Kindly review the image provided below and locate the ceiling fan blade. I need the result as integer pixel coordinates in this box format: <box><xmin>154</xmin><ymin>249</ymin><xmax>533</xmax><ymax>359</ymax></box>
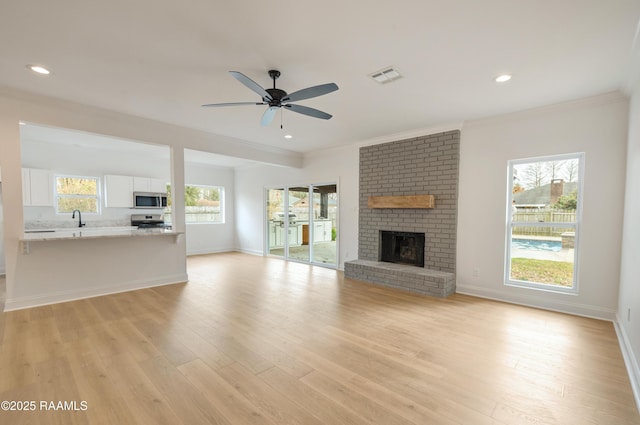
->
<box><xmin>202</xmin><ymin>102</ymin><xmax>265</xmax><ymax>107</ymax></box>
<box><xmin>229</xmin><ymin>71</ymin><xmax>272</xmax><ymax>101</ymax></box>
<box><xmin>282</xmin><ymin>83</ymin><xmax>338</xmax><ymax>103</ymax></box>
<box><xmin>261</xmin><ymin>106</ymin><xmax>279</xmax><ymax>126</ymax></box>
<box><xmin>284</xmin><ymin>104</ymin><xmax>332</xmax><ymax>120</ymax></box>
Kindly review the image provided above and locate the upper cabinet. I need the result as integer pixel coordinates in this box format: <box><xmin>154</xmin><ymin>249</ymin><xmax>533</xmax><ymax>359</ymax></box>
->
<box><xmin>104</xmin><ymin>175</ymin><xmax>133</xmax><ymax>208</ymax></box>
<box><xmin>133</xmin><ymin>177</ymin><xmax>166</xmax><ymax>193</ymax></box>
<box><xmin>105</xmin><ymin>175</ymin><xmax>166</xmax><ymax>208</ymax></box>
<box><xmin>22</xmin><ymin>168</ymin><xmax>53</xmax><ymax>206</ymax></box>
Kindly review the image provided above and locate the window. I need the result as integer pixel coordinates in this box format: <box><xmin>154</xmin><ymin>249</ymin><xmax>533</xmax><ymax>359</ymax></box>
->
<box><xmin>165</xmin><ymin>185</ymin><xmax>224</xmax><ymax>224</ymax></box>
<box><xmin>506</xmin><ymin>153</ymin><xmax>583</xmax><ymax>293</ymax></box>
<box><xmin>55</xmin><ymin>175</ymin><xmax>100</xmax><ymax>214</ymax></box>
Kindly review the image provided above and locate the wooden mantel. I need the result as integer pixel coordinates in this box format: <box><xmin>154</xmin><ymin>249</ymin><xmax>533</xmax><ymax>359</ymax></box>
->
<box><xmin>367</xmin><ymin>194</ymin><xmax>435</xmax><ymax>209</ymax></box>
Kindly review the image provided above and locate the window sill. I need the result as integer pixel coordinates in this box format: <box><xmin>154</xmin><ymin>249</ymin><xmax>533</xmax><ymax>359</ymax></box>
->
<box><xmin>505</xmin><ymin>280</ymin><xmax>579</xmax><ymax>295</ymax></box>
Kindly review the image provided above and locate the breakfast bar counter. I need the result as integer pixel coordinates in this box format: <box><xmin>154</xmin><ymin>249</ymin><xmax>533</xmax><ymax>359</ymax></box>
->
<box><xmin>20</xmin><ymin>227</ymin><xmax>183</xmax><ymax>253</ymax></box>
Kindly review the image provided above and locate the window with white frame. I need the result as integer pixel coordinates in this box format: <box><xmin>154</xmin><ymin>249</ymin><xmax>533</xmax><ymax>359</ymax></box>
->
<box><xmin>506</xmin><ymin>153</ymin><xmax>583</xmax><ymax>292</ymax></box>
<box><xmin>55</xmin><ymin>175</ymin><xmax>100</xmax><ymax>214</ymax></box>
<box><xmin>165</xmin><ymin>184</ymin><xmax>224</xmax><ymax>224</ymax></box>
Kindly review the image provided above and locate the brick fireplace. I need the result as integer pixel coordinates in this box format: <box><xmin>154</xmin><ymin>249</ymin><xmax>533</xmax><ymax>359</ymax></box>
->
<box><xmin>379</xmin><ymin>230</ymin><xmax>425</xmax><ymax>267</ymax></box>
<box><xmin>344</xmin><ymin>130</ymin><xmax>460</xmax><ymax>297</ymax></box>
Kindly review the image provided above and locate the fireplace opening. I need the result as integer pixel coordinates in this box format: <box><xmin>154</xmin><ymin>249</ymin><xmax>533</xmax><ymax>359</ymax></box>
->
<box><xmin>379</xmin><ymin>231</ymin><xmax>425</xmax><ymax>267</ymax></box>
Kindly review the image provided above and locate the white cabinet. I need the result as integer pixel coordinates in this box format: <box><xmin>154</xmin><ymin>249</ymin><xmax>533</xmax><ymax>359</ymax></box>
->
<box><xmin>269</xmin><ymin>222</ymin><xmax>282</xmax><ymax>248</ymax></box>
<box><xmin>288</xmin><ymin>224</ymin><xmax>302</xmax><ymax>246</ymax></box>
<box><xmin>104</xmin><ymin>174</ymin><xmax>133</xmax><ymax>208</ymax></box>
<box><xmin>268</xmin><ymin>222</ymin><xmax>302</xmax><ymax>248</ymax></box>
<box><xmin>133</xmin><ymin>177</ymin><xmax>166</xmax><ymax>193</ymax></box>
<box><xmin>105</xmin><ymin>175</ymin><xmax>165</xmax><ymax>208</ymax></box>
<box><xmin>312</xmin><ymin>219</ymin><xmax>333</xmax><ymax>242</ymax></box>
<box><xmin>22</xmin><ymin>169</ymin><xmax>29</xmax><ymax>205</ymax></box>
<box><xmin>22</xmin><ymin>168</ymin><xmax>53</xmax><ymax>206</ymax></box>
<box><xmin>149</xmin><ymin>178</ymin><xmax>167</xmax><ymax>193</ymax></box>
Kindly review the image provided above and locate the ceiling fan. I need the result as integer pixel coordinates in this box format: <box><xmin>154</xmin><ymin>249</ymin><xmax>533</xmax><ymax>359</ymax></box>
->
<box><xmin>202</xmin><ymin>70</ymin><xmax>339</xmax><ymax>126</ymax></box>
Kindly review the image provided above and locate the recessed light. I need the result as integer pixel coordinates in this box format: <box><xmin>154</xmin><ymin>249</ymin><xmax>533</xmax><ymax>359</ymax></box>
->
<box><xmin>284</xmin><ymin>134</ymin><xmax>293</xmax><ymax>139</ymax></box>
<box><xmin>27</xmin><ymin>65</ymin><xmax>51</xmax><ymax>75</ymax></box>
<box><xmin>495</xmin><ymin>74</ymin><xmax>512</xmax><ymax>83</ymax></box>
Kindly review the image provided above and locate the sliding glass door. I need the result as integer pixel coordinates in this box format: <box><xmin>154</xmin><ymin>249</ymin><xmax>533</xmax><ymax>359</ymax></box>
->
<box><xmin>266</xmin><ymin>188</ymin><xmax>286</xmax><ymax>258</ymax></box>
<box><xmin>286</xmin><ymin>187</ymin><xmax>310</xmax><ymax>262</ymax></box>
<box><xmin>311</xmin><ymin>184</ymin><xmax>337</xmax><ymax>265</ymax></box>
<box><xmin>265</xmin><ymin>184</ymin><xmax>337</xmax><ymax>267</ymax></box>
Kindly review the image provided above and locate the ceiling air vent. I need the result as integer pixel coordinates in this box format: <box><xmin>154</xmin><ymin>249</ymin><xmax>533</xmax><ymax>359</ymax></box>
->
<box><xmin>369</xmin><ymin>67</ymin><xmax>402</xmax><ymax>84</ymax></box>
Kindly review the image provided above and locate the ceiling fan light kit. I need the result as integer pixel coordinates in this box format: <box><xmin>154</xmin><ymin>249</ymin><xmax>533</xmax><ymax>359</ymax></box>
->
<box><xmin>202</xmin><ymin>70</ymin><xmax>339</xmax><ymax>126</ymax></box>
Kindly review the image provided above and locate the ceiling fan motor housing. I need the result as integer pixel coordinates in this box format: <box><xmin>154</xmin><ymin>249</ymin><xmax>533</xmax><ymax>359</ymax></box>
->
<box><xmin>265</xmin><ymin>88</ymin><xmax>287</xmax><ymax>105</ymax></box>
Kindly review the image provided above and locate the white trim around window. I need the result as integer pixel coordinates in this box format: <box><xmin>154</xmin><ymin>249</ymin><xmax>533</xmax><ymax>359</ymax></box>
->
<box><xmin>505</xmin><ymin>152</ymin><xmax>585</xmax><ymax>294</ymax></box>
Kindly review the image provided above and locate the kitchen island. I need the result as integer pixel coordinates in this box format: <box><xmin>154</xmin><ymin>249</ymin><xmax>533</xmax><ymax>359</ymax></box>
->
<box><xmin>21</xmin><ymin>227</ymin><xmax>182</xmax><ymax>253</ymax></box>
<box><xmin>7</xmin><ymin>226</ymin><xmax>187</xmax><ymax>311</ymax></box>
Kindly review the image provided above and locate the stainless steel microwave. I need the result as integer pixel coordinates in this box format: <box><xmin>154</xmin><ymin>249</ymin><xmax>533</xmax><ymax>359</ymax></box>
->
<box><xmin>133</xmin><ymin>192</ymin><xmax>168</xmax><ymax>209</ymax></box>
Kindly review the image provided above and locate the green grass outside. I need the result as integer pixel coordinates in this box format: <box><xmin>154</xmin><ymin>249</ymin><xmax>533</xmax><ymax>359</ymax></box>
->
<box><xmin>510</xmin><ymin>258</ymin><xmax>573</xmax><ymax>287</ymax></box>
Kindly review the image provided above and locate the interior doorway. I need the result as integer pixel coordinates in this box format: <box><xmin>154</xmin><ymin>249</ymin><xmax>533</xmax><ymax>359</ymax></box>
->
<box><xmin>266</xmin><ymin>184</ymin><xmax>337</xmax><ymax>267</ymax></box>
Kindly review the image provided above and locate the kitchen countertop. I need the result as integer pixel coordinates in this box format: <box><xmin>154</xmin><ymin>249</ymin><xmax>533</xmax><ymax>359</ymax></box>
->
<box><xmin>21</xmin><ymin>226</ymin><xmax>181</xmax><ymax>242</ymax></box>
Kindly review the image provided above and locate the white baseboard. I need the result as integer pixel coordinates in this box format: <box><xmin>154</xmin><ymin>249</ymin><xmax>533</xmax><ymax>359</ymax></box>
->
<box><xmin>3</xmin><ymin>273</ymin><xmax>188</xmax><ymax>312</ymax></box>
<box><xmin>614</xmin><ymin>315</ymin><xmax>640</xmax><ymax>413</ymax></box>
<box><xmin>186</xmin><ymin>247</ymin><xmax>235</xmax><ymax>256</ymax></box>
<box><xmin>186</xmin><ymin>248</ymin><xmax>264</xmax><ymax>257</ymax></box>
<box><xmin>235</xmin><ymin>248</ymin><xmax>263</xmax><ymax>256</ymax></box>
<box><xmin>456</xmin><ymin>284</ymin><xmax>616</xmax><ymax>321</ymax></box>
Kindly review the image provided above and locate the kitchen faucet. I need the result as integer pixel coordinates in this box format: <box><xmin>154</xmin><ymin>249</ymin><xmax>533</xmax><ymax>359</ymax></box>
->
<box><xmin>71</xmin><ymin>209</ymin><xmax>85</xmax><ymax>228</ymax></box>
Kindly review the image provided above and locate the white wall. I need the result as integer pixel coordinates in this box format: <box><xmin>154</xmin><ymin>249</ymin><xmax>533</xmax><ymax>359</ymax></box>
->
<box><xmin>617</xmin><ymin>80</ymin><xmax>640</xmax><ymax>407</ymax></box>
<box><xmin>234</xmin><ymin>145</ymin><xmax>359</xmax><ymax>269</ymax></box>
<box><xmin>0</xmin><ymin>87</ymin><xmax>302</xmax><ymax>310</ymax></box>
<box><xmin>457</xmin><ymin>92</ymin><xmax>629</xmax><ymax>320</ymax></box>
<box><xmin>184</xmin><ymin>162</ymin><xmax>235</xmax><ymax>255</ymax></box>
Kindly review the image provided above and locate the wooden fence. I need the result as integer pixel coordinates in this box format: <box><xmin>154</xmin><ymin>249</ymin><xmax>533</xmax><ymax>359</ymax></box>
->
<box><xmin>164</xmin><ymin>206</ymin><xmax>222</xmax><ymax>224</ymax></box>
<box><xmin>512</xmin><ymin>208</ymin><xmax>576</xmax><ymax>236</ymax></box>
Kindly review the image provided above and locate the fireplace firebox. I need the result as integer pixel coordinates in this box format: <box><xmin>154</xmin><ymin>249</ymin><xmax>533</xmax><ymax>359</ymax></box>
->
<box><xmin>379</xmin><ymin>231</ymin><xmax>425</xmax><ymax>267</ymax></box>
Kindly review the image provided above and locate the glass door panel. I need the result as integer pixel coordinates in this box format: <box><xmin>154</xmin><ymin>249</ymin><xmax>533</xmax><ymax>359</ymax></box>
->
<box><xmin>311</xmin><ymin>184</ymin><xmax>337</xmax><ymax>265</ymax></box>
<box><xmin>287</xmin><ymin>187</ymin><xmax>310</xmax><ymax>262</ymax></box>
<box><xmin>267</xmin><ymin>188</ymin><xmax>285</xmax><ymax>257</ymax></box>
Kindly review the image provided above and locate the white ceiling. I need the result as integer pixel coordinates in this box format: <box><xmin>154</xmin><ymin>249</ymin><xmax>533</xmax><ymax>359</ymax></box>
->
<box><xmin>2</xmin><ymin>0</ymin><xmax>640</xmax><ymax>156</ymax></box>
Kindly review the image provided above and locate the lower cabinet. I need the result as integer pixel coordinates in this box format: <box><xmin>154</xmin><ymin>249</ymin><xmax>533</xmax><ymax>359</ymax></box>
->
<box><xmin>268</xmin><ymin>222</ymin><xmax>302</xmax><ymax>248</ymax></box>
<box><xmin>268</xmin><ymin>221</ymin><xmax>332</xmax><ymax>249</ymax></box>
<box><xmin>313</xmin><ymin>220</ymin><xmax>333</xmax><ymax>242</ymax></box>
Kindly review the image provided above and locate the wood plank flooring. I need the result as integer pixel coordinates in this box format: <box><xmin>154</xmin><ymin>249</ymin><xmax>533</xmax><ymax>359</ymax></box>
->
<box><xmin>0</xmin><ymin>252</ymin><xmax>638</xmax><ymax>424</ymax></box>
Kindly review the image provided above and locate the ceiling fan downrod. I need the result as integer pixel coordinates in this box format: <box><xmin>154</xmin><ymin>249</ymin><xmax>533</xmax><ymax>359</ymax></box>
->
<box><xmin>268</xmin><ymin>69</ymin><xmax>281</xmax><ymax>88</ymax></box>
<box><xmin>265</xmin><ymin>70</ymin><xmax>287</xmax><ymax>107</ymax></box>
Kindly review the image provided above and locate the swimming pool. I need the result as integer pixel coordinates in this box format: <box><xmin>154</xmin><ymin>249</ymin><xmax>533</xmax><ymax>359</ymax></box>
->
<box><xmin>511</xmin><ymin>238</ymin><xmax>561</xmax><ymax>252</ymax></box>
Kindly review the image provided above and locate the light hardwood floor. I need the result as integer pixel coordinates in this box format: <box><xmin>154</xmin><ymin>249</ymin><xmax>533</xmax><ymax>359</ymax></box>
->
<box><xmin>0</xmin><ymin>252</ymin><xmax>638</xmax><ymax>424</ymax></box>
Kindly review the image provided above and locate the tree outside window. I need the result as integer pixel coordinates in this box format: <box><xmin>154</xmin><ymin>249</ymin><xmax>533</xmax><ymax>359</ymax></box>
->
<box><xmin>55</xmin><ymin>176</ymin><xmax>99</xmax><ymax>214</ymax></box>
